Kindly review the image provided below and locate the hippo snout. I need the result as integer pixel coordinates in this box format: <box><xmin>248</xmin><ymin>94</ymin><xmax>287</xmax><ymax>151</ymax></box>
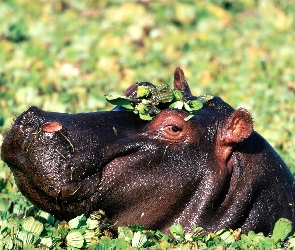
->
<box><xmin>1</xmin><ymin>106</ymin><xmax>42</xmax><ymax>166</ymax></box>
<box><xmin>2</xmin><ymin>106</ymin><xmax>104</xmax><ymax>217</ymax></box>
<box><xmin>1</xmin><ymin>105</ymin><xmax>147</xmax><ymax>220</ymax></box>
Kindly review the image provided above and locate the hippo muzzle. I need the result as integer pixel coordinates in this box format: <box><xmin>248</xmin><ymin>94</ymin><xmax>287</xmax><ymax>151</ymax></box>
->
<box><xmin>2</xmin><ymin>106</ymin><xmax>146</xmax><ymax>220</ymax></box>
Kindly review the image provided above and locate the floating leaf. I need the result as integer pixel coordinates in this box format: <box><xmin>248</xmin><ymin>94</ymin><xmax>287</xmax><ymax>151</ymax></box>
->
<box><xmin>170</xmin><ymin>223</ymin><xmax>184</xmax><ymax>242</ymax></box>
<box><xmin>0</xmin><ymin>198</ymin><xmax>11</xmax><ymax>212</ymax></box>
<box><xmin>7</xmin><ymin>218</ymin><xmax>18</xmax><ymax>237</ymax></box>
<box><xmin>271</xmin><ymin>218</ymin><xmax>293</xmax><ymax>242</ymax></box>
<box><xmin>84</xmin><ymin>229</ymin><xmax>96</xmax><ymax>244</ymax></box>
<box><xmin>287</xmin><ymin>237</ymin><xmax>295</xmax><ymax>248</ymax></box>
<box><xmin>86</xmin><ymin>218</ymin><xmax>99</xmax><ymax>230</ymax></box>
<box><xmin>57</xmin><ymin>223</ymin><xmax>69</xmax><ymax>239</ymax></box>
<box><xmin>22</xmin><ymin>217</ymin><xmax>43</xmax><ymax>235</ymax></box>
<box><xmin>17</xmin><ymin>231</ymin><xmax>36</xmax><ymax>245</ymax></box>
<box><xmin>39</xmin><ymin>237</ymin><xmax>53</xmax><ymax>248</ymax></box>
<box><xmin>90</xmin><ymin>210</ymin><xmax>106</xmax><ymax>220</ymax></box>
<box><xmin>183</xmin><ymin>102</ymin><xmax>192</xmax><ymax>112</ymax></box>
<box><xmin>106</xmin><ymin>81</ymin><xmax>211</xmax><ymax>122</ymax></box>
<box><xmin>132</xmin><ymin>231</ymin><xmax>147</xmax><ymax>248</ymax></box>
<box><xmin>68</xmin><ymin>214</ymin><xmax>86</xmax><ymax>229</ymax></box>
<box><xmin>66</xmin><ymin>231</ymin><xmax>85</xmax><ymax>248</ymax></box>
<box><xmin>118</xmin><ymin>226</ymin><xmax>133</xmax><ymax>243</ymax></box>
<box><xmin>217</xmin><ymin>229</ymin><xmax>235</xmax><ymax>244</ymax></box>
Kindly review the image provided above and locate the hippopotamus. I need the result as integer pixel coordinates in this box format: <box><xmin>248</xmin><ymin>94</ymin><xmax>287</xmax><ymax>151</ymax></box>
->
<box><xmin>1</xmin><ymin>68</ymin><xmax>295</xmax><ymax>235</ymax></box>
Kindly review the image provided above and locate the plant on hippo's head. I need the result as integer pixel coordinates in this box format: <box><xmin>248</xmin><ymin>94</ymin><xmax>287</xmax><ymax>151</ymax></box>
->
<box><xmin>105</xmin><ymin>83</ymin><xmax>213</xmax><ymax>121</ymax></box>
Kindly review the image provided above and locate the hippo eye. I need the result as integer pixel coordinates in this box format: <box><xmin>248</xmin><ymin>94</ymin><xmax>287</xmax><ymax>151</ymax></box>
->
<box><xmin>164</xmin><ymin>125</ymin><xmax>183</xmax><ymax>137</ymax></box>
<box><xmin>171</xmin><ymin>125</ymin><xmax>182</xmax><ymax>133</ymax></box>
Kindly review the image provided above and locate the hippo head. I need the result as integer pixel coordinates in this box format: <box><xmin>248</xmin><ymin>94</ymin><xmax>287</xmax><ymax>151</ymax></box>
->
<box><xmin>1</xmin><ymin>68</ymin><xmax>295</xmax><ymax>234</ymax></box>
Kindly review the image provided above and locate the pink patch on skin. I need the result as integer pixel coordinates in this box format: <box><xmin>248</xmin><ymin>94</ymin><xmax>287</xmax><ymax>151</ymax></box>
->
<box><xmin>42</xmin><ymin>122</ymin><xmax>62</xmax><ymax>132</ymax></box>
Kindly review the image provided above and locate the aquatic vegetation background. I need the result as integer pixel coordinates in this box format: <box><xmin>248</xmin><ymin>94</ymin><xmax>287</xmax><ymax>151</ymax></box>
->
<box><xmin>0</xmin><ymin>0</ymin><xmax>295</xmax><ymax>249</ymax></box>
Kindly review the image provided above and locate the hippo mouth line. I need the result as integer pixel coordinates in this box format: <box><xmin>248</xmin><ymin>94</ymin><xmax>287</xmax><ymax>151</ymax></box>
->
<box><xmin>11</xmin><ymin>162</ymin><xmax>102</xmax><ymax>203</ymax></box>
<box><xmin>10</xmin><ymin>142</ymin><xmax>143</xmax><ymax>209</ymax></box>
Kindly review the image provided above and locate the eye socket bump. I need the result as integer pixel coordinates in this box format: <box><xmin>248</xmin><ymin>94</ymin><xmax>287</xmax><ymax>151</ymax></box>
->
<box><xmin>145</xmin><ymin>111</ymin><xmax>190</xmax><ymax>141</ymax></box>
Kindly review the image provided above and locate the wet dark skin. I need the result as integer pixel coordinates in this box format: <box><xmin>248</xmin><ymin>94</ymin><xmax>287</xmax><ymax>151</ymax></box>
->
<box><xmin>1</xmin><ymin>68</ymin><xmax>295</xmax><ymax>235</ymax></box>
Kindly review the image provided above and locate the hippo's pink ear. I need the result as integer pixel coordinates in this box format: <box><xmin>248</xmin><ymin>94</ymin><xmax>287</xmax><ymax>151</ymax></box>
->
<box><xmin>216</xmin><ymin>108</ymin><xmax>253</xmax><ymax>163</ymax></box>
<box><xmin>221</xmin><ymin>108</ymin><xmax>253</xmax><ymax>144</ymax></box>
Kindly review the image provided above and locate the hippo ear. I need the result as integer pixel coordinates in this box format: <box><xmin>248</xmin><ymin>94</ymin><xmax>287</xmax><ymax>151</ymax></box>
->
<box><xmin>216</xmin><ymin>108</ymin><xmax>253</xmax><ymax>162</ymax></box>
<box><xmin>173</xmin><ymin>67</ymin><xmax>192</xmax><ymax>95</ymax></box>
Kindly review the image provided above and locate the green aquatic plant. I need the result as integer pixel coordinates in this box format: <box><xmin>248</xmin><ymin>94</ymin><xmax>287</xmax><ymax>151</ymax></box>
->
<box><xmin>105</xmin><ymin>83</ymin><xmax>213</xmax><ymax>121</ymax></box>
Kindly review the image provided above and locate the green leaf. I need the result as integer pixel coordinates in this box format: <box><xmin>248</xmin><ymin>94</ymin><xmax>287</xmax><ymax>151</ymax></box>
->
<box><xmin>0</xmin><ymin>198</ymin><xmax>11</xmax><ymax>212</ymax></box>
<box><xmin>105</xmin><ymin>94</ymin><xmax>133</xmax><ymax>109</ymax></box>
<box><xmin>287</xmin><ymin>238</ymin><xmax>295</xmax><ymax>248</ymax></box>
<box><xmin>197</xmin><ymin>95</ymin><xmax>214</xmax><ymax>103</ymax></box>
<box><xmin>170</xmin><ymin>223</ymin><xmax>184</xmax><ymax>242</ymax></box>
<box><xmin>84</xmin><ymin>229</ymin><xmax>96</xmax><ymax>244</ymax></box>
<box><xmin>156</xmin><ymin>84</ymin><xmax>174</xmax><ymax>103</ymax></box>
<box><xmin>22</xmin><ymin>217</ymin><xmax>43</xmax><ymax>235</ymax></box>
<box><xmin>96</xmin><ymin>236</ymin><xmax>113</xmax><ymax>249</ymax></box>
<box><xmin>118</xmin><ymin>226</ymin><xmax>133</xmax><ymax>243</ymax></box>
<box><xmin>139</xmin><ymin>113</ymin><xmax>153</xmax><ymax>121</ymax></box>
<box><xmin>66</xmin><ymin>231</ymin><xmax>85</xmax><ymax>248</ymax></box>
<box><xmin>105</xmin><ymin>83</ymin><xmax>206</xmax><ymax>122</ymax></box>
<box><xmin>39</xmin><ymin>237</ymin><xmax>53</xmax><ymax>248</ymax></box>
<box><xmin>17</xmin><ymin>231</ymin><xmax>37</xmax><ymax>245</ymax></box>
<box><xmin>271</xmin><ymin>218</ymin><xmax>293</xmax><ymax>242</ymax></box>
<box><xmin>7</xmin><ymin>218</ymin><xmax>19</xmax><ymax>237</ymax></box>
<box><xmin>136</xmin><ymin>86</ymin><xmax>151</xmax><ymax>98</ymax></box>
<box><xmin>112</xmin><ymin>238</ymin><xmax>129</xmax><ymax>249</ymax></box>
<box><xmin>169</xmin><ymin>101</ymin><xmax>183</xmax><ymax>109</ymax></box>
<box><xmin>218</xmin><ymin>230</ymin><xmax>235</xmax><ymax>244</ymax></box>
<box><xmin>132</xmin><ymin>231</ymin><xmax>147</xmax><ymax>248</ymax></box>
<box><xmin>68</xmin><ymin>214</ymin><xmax>86</xmax><ymax>229</ymax></box>
<box><xmin>136</xmin><ymin>103</ymin><xmax>149</xmax><ymax>114</ymax></box>
<box><xmin>121</xmin><ymin>104</ymin><xmax>134</xmax><ymax>109</ymax></box>
<box><xmin>188</xmin><ymin>100</ymin><xmax>203</xmax><ymax>111</ymax></box>
<box><xmin>57</xmin><ymin>223</ymin><xmax>69</xmax><ymax>239</ymax></box>
<box><xmin>173</xmin><ymin>90</ymin><xmax>183</xmax><ymax>101</ymax></box>
<box><xmin>183</xmin><ymin>102</ymin><xmax>192</xmax><ymax>112</ymax></box>
<box><xmin>184</xmin><ymin>115</ymin><xmax>194</xmax><ymax>121</ymax></box>
<box><xmin>86</xmin><ymin>218</ymin><xmax>99</xmax><ymax>230</ymax></box>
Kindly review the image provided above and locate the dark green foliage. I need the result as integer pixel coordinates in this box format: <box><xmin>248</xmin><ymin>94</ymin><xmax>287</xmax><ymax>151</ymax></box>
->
<box><xmin>105</xmin><ymin>83</ymin><xmax>210</xmax><ymax>120</ymax></box>
<box><xmin>1</xmin><ymin>208</ymin><xmax>295</xmax><ymax>249</ymax></box>
<box><xmin>3</xmin><ymin>19</ymin><xmax>28</xmax><ymax>42</ymax></box>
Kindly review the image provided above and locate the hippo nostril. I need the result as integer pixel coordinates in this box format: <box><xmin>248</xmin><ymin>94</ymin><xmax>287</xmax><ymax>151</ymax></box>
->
<box><xmin>41</xmin><ymin>122</ymin><xmax>63</xmax><ymax>133</ymax></box>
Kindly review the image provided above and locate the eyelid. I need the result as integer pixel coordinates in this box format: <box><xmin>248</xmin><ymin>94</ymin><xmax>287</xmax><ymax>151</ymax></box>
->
<box><xmin>165</xmin><ymin>125</ymin><xmax>182</xmax><ymax>135</ymax></box>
